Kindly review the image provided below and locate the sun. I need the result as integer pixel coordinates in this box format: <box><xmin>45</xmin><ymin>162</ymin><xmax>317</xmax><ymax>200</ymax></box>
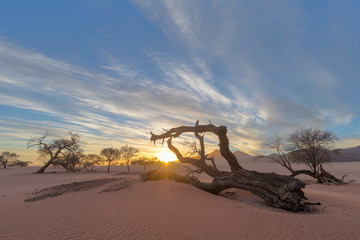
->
<box><xmin>157</xmin><ymin>150</ymin><xmax>178</xmax><ymax>163</ymax></box>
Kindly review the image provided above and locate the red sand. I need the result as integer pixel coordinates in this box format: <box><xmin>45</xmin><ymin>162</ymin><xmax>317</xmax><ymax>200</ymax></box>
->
<box><xmin>1</xmin><ymin>163</ymin><xmax>359</xmax><ymax>240</ymax></box>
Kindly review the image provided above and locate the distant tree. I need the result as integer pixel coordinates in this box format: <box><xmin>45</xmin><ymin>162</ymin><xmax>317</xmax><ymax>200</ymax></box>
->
<box><xmin>0</xmin><ymin>152</ymin><xmax>20</xmax><ymax>169</ymax></box>
<box><xmin>100</xmin><ymin>148</ymin><xmax>121</xmax><ymax>173</ymax></box>
<box><xmin>10</xmin><ymin>160</ymin><xmax>32</xmax><ymax>167</ymax></box>
<box><xmin>264</xmin><ymin>128</ymin><xmax>350</xmax><ymax>184</ymax></box>
<box><xmin>82</xmin><ymin>154</ymin><xmax>102</xmax><ymax>172</ymax></box>
<box><xmin>132</xmin><ymin>156</ymin><xmax>159</xmax><ymax>172</ymax></box>
<box><xmin>120</xmin><ymin>145</ymin><xmax>139</xmax><ymax>173</ymax></box>
<box><xmin>288</xmin><ymin>128</ymin><xmax>336</xmax><ymax>180</ymax></box>
<box><xmin>53</xmin><ymin>152</ymin><xmax>100</xmax><ymax>172</ymax></box>
<box><xmin>27</xmin><ymin>132</ymin><xmax>82</xmax><ymax>173</ymax></box>
<box><xmin>53</xmin><ymin>152</ymin><xmax>82</xmax><ymax>172</ymax></box>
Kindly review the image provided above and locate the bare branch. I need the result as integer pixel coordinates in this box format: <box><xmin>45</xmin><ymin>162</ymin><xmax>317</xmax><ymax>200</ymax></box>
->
<box><xmin>150</xmin><ymin>121</ymin><xmax>241</xmax><ymax>171</ymax></box>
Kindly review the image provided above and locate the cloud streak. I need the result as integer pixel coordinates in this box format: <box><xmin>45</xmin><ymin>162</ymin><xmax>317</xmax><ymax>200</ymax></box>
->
<box><xmin>0</xmin><ymin>39</ymin><xmax>254</xmax><ymax>162</ymax></box>
<box><xmin>134</xmin><ymin>0</ymin><xmax>358</xmax><ymax>130</ymax></box>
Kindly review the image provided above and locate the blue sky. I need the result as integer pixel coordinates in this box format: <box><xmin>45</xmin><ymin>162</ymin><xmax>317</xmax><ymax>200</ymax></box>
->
<box><xmin>1</xmin><ymin>0</ymin><xmax>359</xmax><ymax>163</ymax></box>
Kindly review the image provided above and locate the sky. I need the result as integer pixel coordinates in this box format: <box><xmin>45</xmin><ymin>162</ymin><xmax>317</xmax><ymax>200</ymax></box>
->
<box><xmin>1</xmin><ymin>0</ymin><xmax>360</xmax><ymax>164</ymax></box>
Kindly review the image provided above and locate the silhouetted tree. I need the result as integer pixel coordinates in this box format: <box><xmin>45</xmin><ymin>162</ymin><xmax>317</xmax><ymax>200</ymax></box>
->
<box><xmin>53</xmin><ymin>152</ymin><xmax>81</xmax><ymax>171</ymax></box>
<box><xmin>100</xmin><ymin>148</ymin><xmax>121</xmax><ymax>173</ymax></box>
<box><xmin>10</xmin><ymin>160</ymin><xmax>32</xmax><ymax>167</ymax></box>
<box><xmin>132</xmin><ymin>156</ymin><xmax>159</xmax><ymax>172</ymax></box>
<box><xmin>289</xmin><ymin>128</ymin><xmax>335</xmax><ymax>172</ymax></box>
<box><xmin>264</xmin><ymin>129</ymin><xmax>350</xmax><ymax>184</ymax></box>
<box><xmin>53</xmin><ymin>152</ymin><xmax>100</xmax><ymax>172</ymax></box>
<box><xmin>0</xmin><ymin>152</ymin><xmax>20</xmax><ymax>169</ymax></box>
<box><xmin>120</xmin><ymin>145</ymin><xmax>139</xmax><ymax>173</ymax></box>
<box><xmin>288</xmin><ymin>128</ymin><xmax>343</xmax><ymax>183</ymax></box>
<box><xmin>28</xmin><ymin>132</ymin><xmax>82</xmax><ymax>173</ymax></box>
<box><xmin>82</xmin><ymin>154</ymin><xmax>102</xmax><ymax>172</ymax></box>
<box><xmin>146</xmin><ymin>121</ymin><xmax>311</xmax><ymax>212</ymax></box>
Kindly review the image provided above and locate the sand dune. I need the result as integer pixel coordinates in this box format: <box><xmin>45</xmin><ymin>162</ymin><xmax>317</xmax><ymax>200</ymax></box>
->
<box><xmin>0</xmin><ymin>163</ymin><xmax>359</xmax><ymax>240</ymax></box>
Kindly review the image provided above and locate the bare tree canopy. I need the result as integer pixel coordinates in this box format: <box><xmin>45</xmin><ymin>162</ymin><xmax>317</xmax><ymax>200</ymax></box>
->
<box><xmin>288</xmin><ymin>128</ymin><xmax>336</xmax><ymax>172</ymax></box>
<box><xmin>264</xmin><ymin>128</ymin><xmax>351</xmax><ymax>184</ymax></box>
<box><xmin>100</xmin><ymin>148</ymin><xmax>121</xmax><ymax>173</ymax></box>
<box><xmin>288</xmin><ymin>128</ymin><xmax>352</xmax><ymax>184</ymax></box>
<box><xmin>0</xmin><ymin>151</ymin><xmax>20</xmax><ymax>169</ymax></box>
<box><xmin>10</xmin><ymin>160</ymin><xmax>32</xmax><ymax>167</ymax></box>
<box><xmin>148</xmin><ymin>121</ymin><xmax>311</xmax><ymax>212</ymax></box>
<box><xmin>52</xmin><ymin>152</ymin><xmax>99</xmax><ymax>172</ymax></box>
<box><xmin>82</xmin><ymin>154</ymin><xmax>102</xmax><ymax>172</ymax></box>
<box><xmin>120</xmin><ymin>145</ymin><xmax>139</xmax><ymax>173</ymax></box>
<box><xmin>28</xmin><ymin>132</ymin><xmax>82</xmax><ymax>173</ymax></box>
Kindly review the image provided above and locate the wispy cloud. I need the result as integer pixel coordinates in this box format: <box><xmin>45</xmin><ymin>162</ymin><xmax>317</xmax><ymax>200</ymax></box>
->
<box><xmin>149</xmin><ymin>53</ymin><xmax>231</xmax><ymax>105</ymax></box>
<box><xmin>134</xmin><ymin>0</ymin><xmax>200</xmax><ymax>48</ymax></box>
<box><xmin>0</xmin><ymin>39</ymin><xmax>254</xmax><ymax>162</ymax></box>
<box><xmin>133</xmin><ymin>0</ymin><xmax>359</xmax><ymax>147</ymax></box>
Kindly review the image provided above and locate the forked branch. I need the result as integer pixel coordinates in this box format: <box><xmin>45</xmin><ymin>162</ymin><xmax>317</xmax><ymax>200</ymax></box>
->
<box><xmin>150</xmin><ymin>122</ymin><xmax>241</xmax><ymax>171</ymax></box>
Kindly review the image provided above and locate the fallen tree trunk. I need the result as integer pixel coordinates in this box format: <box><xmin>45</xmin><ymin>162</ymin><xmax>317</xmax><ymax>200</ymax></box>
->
<box><xmin>149</xmin><ymin>121</ymin><xmax>313</xmax><ymax>211</ymax></box>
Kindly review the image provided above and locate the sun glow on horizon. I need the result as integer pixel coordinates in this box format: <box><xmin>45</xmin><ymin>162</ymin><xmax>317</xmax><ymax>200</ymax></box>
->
<box><xmin>157</xmin><ymin>150</ymin><xmax>178</xmax><ymax>163</ymax></box>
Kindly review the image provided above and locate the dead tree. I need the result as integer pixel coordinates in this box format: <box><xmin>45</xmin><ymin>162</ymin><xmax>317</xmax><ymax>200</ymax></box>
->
<box><xmin>262</xmin><ymin>131</ymin><xmax>352</xmax><ymax>185</ymax></box>
<box><xmin>0</xmin><ymin>152</ymin><xmax>20</xmax><ymax>169</ymax></box>
<box><xmin>288</xmin><ymin>128</ymin><xmax>351</xmax><ymax>184</ymax></box>
<box><xmin>28</xmin><ymin>132</ymin><xmax>82</xmax><ymax>173</ymax></box>
<box><xmin>148</xmin><ymin>121</ymin><xmax>311</xmax><ymax>212</ymax></box>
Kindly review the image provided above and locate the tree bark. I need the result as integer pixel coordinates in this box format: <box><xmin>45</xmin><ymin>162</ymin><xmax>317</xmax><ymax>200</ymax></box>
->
<box><xmin>149</xmin><ymin>122</ymin><xmax>311</xmax><ymax>212</ymax></box>
<box><xmin>36</xmin><ymin>158</ymin><xmax>54</xmax><ymax>173</ymax></box>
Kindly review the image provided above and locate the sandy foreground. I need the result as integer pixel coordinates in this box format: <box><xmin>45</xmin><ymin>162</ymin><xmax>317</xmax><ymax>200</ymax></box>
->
<box><xmin>0</xmin><ymin>163</ymin><xmax>359</xmax><ymax>240</ymax></box>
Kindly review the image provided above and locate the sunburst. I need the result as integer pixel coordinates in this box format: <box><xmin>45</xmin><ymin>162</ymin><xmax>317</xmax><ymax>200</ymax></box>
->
<box><xmin>157</xmin><ymin>150</ymin><xmax>177</xmax><ymax>163</ymax></box>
